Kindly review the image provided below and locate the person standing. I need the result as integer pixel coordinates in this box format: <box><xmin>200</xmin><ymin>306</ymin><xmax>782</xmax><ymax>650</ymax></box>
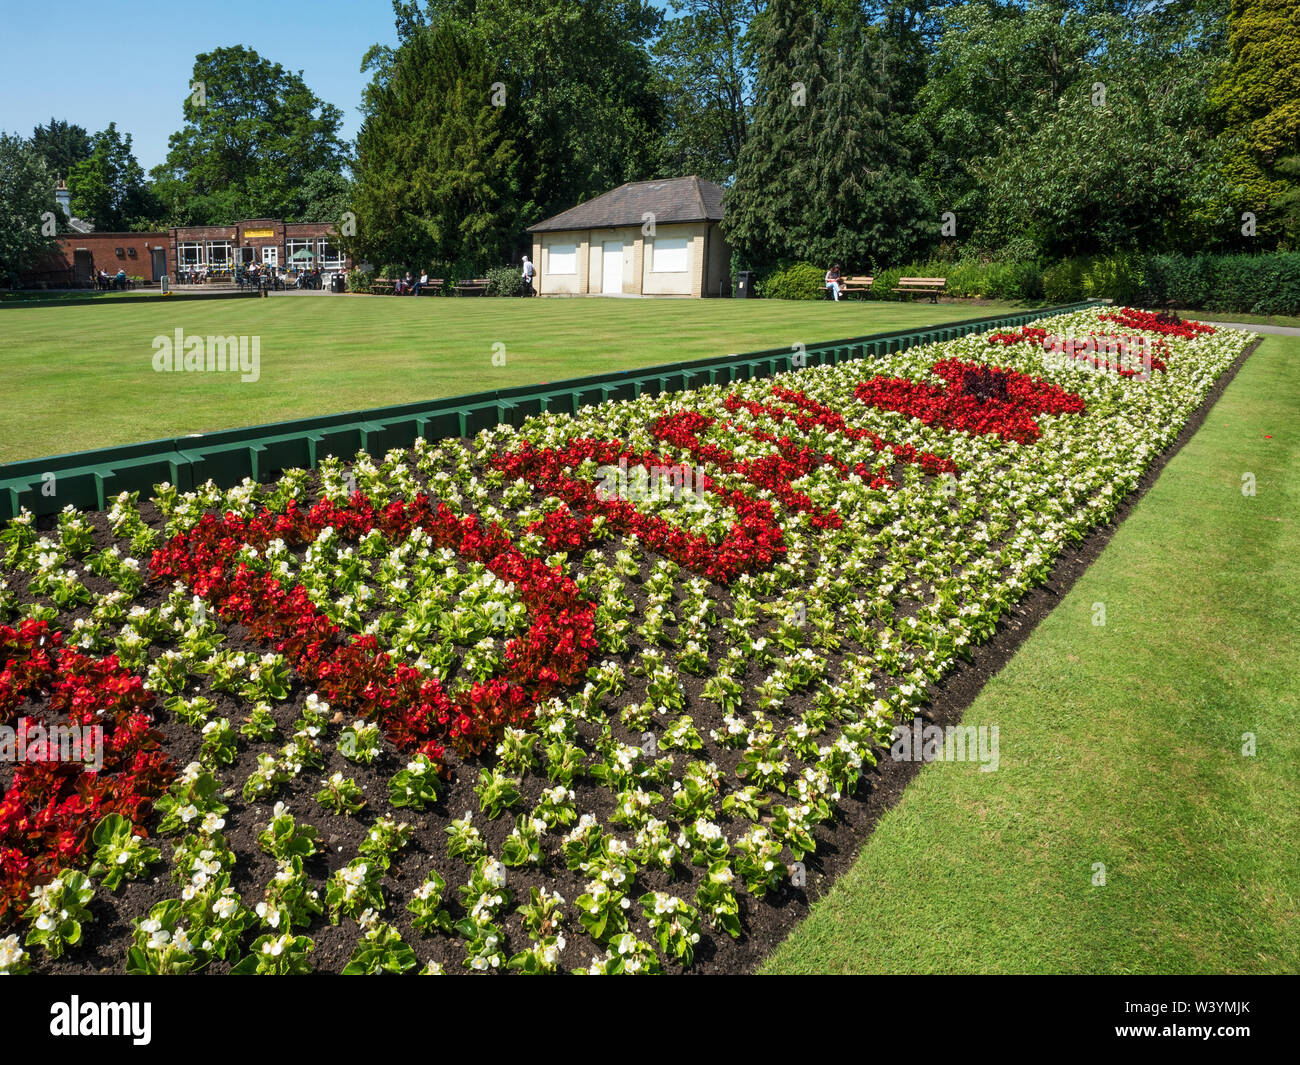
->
<box><xmin>521</xmin><ymin>254</ymin><xmax>536</xmax><ymax>297</ymax></box>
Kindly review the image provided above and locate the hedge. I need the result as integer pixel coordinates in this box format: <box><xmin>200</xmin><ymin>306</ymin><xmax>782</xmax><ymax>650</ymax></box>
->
<box><xmin>753</xmin><ymin>252</ymin><xmax>1300</xmax><ymax>315</ymax></box>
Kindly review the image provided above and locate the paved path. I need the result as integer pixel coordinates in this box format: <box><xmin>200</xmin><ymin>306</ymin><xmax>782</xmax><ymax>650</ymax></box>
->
<box><xmin>1197</xmin><ymin>320</ymin><xmax>1300</xmax><ymax>336</ymax></box>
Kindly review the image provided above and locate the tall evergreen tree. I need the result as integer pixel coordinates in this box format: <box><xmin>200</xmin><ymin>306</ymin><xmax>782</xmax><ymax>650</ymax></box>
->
<box><xmin>352</xmin><ymin>21</ymin><xmax>519</xmax><ymax>271</ymax></box>
<box><xmin>372</xmin><ymin>0</ymin><xmax>665</xmax><ymax>226</ymax></box>
<box><xmin>30</xmin><ymin>119</ymin><xmax>92</xmax><ymax>181</ymax></box>
<box><xmin>724</xmin><ymin>0</ymin><xmax>931</xmax><ymax>272</ymax></box>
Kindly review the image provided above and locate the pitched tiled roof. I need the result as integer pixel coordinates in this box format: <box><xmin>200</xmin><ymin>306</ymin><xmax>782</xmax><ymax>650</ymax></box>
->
<box><xmin>527</xmin><ymin>176</ymin><xmax>725</xmax><ymax>233</ymax></box>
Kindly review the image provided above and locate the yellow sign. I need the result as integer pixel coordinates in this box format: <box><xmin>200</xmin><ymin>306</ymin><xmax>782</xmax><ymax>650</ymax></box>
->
<box><xmin>243</xmin><ymin>228</ymin><xmax>275</xmax><ymax>239</ymax></box>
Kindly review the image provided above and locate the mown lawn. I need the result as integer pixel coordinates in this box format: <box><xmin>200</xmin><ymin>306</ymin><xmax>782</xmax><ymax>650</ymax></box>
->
<box><xmin>0</xmin><ymin>295</ymin><xmax>1031</xmax><ymax>462</ymax></box>
<box><xmin>764</xmin><ymin>333</ymin><xmax>1300</xmax><ymax>974</ymax></box>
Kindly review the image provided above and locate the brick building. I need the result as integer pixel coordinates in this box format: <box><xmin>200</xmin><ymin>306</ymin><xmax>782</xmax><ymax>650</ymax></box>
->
<box><xmin>24</xmin><ymin>219</ymin><xmax>350</xmax><ymax>287</ymax></box>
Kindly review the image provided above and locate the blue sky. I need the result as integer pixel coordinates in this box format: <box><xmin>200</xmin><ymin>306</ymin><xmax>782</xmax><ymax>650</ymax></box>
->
<box><xmin>0</xmin><ymin>0</ymin><xmax>676</xmax><ymax>173</ymax></box>
<box><xmin>0</xmin><ymin>0</ymin><xmax>404</xmax><ymax>171</ymax></box>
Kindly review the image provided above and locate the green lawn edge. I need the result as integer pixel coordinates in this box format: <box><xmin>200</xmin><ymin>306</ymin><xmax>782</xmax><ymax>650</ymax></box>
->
<box><xmin>0</xmin><ymin>298</ymin><xmax>1031</xmax><ymax>462</ymax></box>
<box><xmin>762</xmin><ymin>333</ymin><xmax>1300</xmax><ymax>975</ymax></box>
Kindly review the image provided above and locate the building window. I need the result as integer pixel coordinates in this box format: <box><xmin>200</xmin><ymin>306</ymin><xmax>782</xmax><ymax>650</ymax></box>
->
<box><xmin>207</xmin><ymin>241</ymin><xmax>232</xmax><ymax>268</ymax></box>
<box><xmin>262</xmin><ymin>246</ymin><xmax>279</xmax><ymax>267</ymax></box>
<box><xmin>287</xmin><ymin>239</ymin><xmax>315</xmax><ymax>267</ymax></box>
<box><xmin>179</xmin><ymin>242</ymin><xmax>205</xmax><ymax>266</ymax></box>
<box><xmin>651</xmin><ymin>236</ymin><xmax>689</xmax><ymax>273</ymax></box>
<box><xmin>548</xmin><ymin>241</ymin><xmax>577</xmax><ymax>274</ymax></box>
<box><xmin>318</xmin><ymin>239</ymin><xmax>344</xmax><ymax>268</ymax></box>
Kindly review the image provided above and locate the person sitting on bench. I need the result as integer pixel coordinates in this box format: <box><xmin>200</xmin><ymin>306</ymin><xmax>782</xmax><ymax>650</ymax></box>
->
<box><xmin>825</xmin><ymin>264</ymin><xmax>843</xmax><ymax>301</ymax></box>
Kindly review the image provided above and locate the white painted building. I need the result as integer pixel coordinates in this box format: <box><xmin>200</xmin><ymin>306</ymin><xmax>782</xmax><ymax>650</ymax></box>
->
<box><xmin>527</xmin><ymin>176</ymin><xmax>731</xmax><ymax>298</ymax></box>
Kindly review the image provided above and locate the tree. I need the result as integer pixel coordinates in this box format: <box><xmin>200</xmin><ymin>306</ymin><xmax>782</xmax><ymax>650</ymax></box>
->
<box><xmin>653</xmin><ymin>0</ymin><xmax>763</xmax><ymax>184</ymax></box>
<box><xmin>352</xmin><ymin>21</ymin><xmax>519</xmax><ymax>271</ymax></box>
<box><xmin>30</xmin><ymin>118</ymin><xmax>92</xmax><ymax>180</ymax></box>
<box><xmin>151</xmin><ymin>46</ymin><xmax>349</xmax><ymax>224</ymax></box>
<box><xmin>291</xmin><ymin>168</ymin><xmax>353</xmax><ymax>226</ymax></box>
<box><xmin>972</xmin><ymin>74</ymin><xmax>1229</xmax><ymax>257</ymax></box>
<box><xmin>1209</xmin><ymin>0</ymin><xmax>1300</xmax><ymax>245</ymax></box>
<box><xmin>0</xmin><ymin>134</ymin><xmax>59</xmax><ymax>286</ymax></box>
<box><xmin>374</xmin><ymin>0</ymin><xmax>667</xmax><ymax>226</ymax></box>
<box><xmin>67</xmin><ymin>123</ymin><xmax>157</xmax><ymax>231</ymax></box>
<box><xmin>724</xmin><ymin>0</ymin><xmax>932</xmax><ymax>272</ymax></box>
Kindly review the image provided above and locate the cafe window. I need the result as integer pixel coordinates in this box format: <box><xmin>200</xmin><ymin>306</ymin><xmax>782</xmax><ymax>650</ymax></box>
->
<box><xmin>207</xmin><ymin>241</ymin><xmax>232</xmax><ymax>267</ymax></box>
<box><xmin>179</xmin><ymin>242</ymin><xmax>205</xmax><ymax>266</ymax></box>
<box><xmin>318</xmin><ymin>239</ymin><xmax>344</xmax><ymax>267</ymax></box>
<box><xmin>287</xmin><ymin>239</ymin><xmax>315</xmax><ymax>266</ymax></box>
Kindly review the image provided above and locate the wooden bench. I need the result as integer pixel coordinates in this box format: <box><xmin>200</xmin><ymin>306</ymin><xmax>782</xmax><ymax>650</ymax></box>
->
<box><xmin>417</xmin><ymin>277</ymin><xmax>445</xmax><ymax>295</ymax></box>
<box><xmin>454</xmin><ymin>277</ymin><xmax>490</xmax><ymax>296</ymax></box>
<box><xmin>840</xmin><ymin>275</ymin><xmax>873</xmax><ymax>297</ymax></box>
<box><xmin>371</xmin><ymin>279</ymin><xmax>396</xmax><ymax>295</ymax></box>
<box><xmin>894</xmin><ymin>276</ymin><xmax>946</xmax><ymax>302</ymax></box>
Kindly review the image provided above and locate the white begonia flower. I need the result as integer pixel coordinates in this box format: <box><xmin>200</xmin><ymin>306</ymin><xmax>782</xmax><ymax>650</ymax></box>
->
<box><xmin>0</xmin><ymin>934</ymin><xmax>25</xmax><ymax>971</ymax></box>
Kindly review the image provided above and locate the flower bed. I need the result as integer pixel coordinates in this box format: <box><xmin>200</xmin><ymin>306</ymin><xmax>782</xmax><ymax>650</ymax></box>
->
<box><xmin>0</xmin><ymin>307</ymin><xmax>1254</xmax><ymax>975</ymax></box>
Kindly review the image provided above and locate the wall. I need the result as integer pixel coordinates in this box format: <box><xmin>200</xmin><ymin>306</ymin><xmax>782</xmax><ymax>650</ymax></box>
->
<box><xmin>28</xmin><ymin>232</ymin><xmax>168</xmax><ymax>284</ymax></box>
<box><xmin>703</xmin><ymin>223</ymin><xmax>732</xmax><ymax>298</ymax></box>
<box><xmin>641</xmin><ymin>223</ymin><xmax>699</xmax><ymax>296</ymax></box>
<box><xmin>536</xmin><ymin>222</ymin><xmax>720</xmax><ymax>297</ymax></box>
<box><xmin>540</xmin><ymin>232</ymin><xmax>585</xmax><ymax>295</ymax></box>
<box><xmin>25</xmin><ymin>220</ymin><xmax>350</xmax><ymax>287</ymax></box>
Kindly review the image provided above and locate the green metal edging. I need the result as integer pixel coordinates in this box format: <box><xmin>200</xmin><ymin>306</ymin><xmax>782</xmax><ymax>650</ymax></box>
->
<box><xmin>0</xmin><ymin>300</ymin><xmax>1099</xmax><ymax>519</ymax></box>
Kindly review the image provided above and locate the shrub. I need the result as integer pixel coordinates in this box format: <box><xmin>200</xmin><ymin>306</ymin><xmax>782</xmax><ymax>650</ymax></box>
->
<box><xmin>1207</xmin><ymin>252</ymin><xmax>1300</xmax><ymax>316</ymax></box>
<box><xmin>1042</xmin><ymin>258</ymin><xmax>1089</xmax><ymax>303</ymax></box>
<box><xmin>1140</xmin><ymin>254</ymin><xmax>1212</xmax><ymax>309</ymax></box>
<box><xmin>1083</xmin><ymin>254</ymin><xmax>1146</xmax><ymax>305</ymax></box>
<box><xmin>346</xmin><ymin>269</ymin><xmax>372</xmax><ymax>294</ymax></box>
<box><xmin>866</xmin><ymin>265</ymin><xmax>907</xmax><ymax>300</ymax></box>
<box><xmin>757</xmin><ymin>261</ymin><xmax>826</xmax><ymax>300</ymax></box>
<box><xmin>486</xmin><ymin>266</ymin><xmax>523</xmax><ymax>297</ymax></box>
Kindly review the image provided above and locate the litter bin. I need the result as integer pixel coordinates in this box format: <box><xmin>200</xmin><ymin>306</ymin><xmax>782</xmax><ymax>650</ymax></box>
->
<box><xmin>735</xmin><ymin>270</ymin><xmax>755</xmax><ymax>298</ymax></box>
<box><xmin>331</xmin><ymin>273</ymin><xmax>345</xmax><ymax>293</ymax></box>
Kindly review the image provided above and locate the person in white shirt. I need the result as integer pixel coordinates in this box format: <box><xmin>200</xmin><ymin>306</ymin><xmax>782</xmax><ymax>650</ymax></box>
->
<box><xmin>522</xmin><ymin>254</ymin><xmax>536</xmax><ymax>297</ymax></box>
<box><xmin>825</xmin><ymin>264</ymin><xmax>843</xmax><ymax>301</ymax></box>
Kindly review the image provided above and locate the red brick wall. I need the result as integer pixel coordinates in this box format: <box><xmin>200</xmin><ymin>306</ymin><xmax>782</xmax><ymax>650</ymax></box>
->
<box><xmin>32</xmin><ymin>233</ymin><xmax>168</xmax><ymax>284</ymax></box>
<box><xmin>24</xmin><ymin>220</ymin><xmax>349</xmax><ymax>286</ymax></box>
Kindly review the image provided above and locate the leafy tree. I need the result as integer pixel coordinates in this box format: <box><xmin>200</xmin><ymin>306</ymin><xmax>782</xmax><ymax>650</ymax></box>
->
<box><xmin>352</xmin><ymin>21</ymin><xmax>519</xmax><ymax>271</ymax></box>
<box><xmin>376</xmin><ymin>0</ymin><xmax>666</xmax><ymax>226</ymax></box>
<box><xmin>1209</xmin><ymin>0</ymin><xmax>1300</xmax><ymax>245</ymax></box>
<box><xmin>0</xmin><ymin>133</ymin><xmax>59</xmax><ymax>285</ymax></box>
<box><xmin>972</xmin><ymin>73</ymin><xmax>1230</xmax><ymax>257</ymax></box>
<box><xmin>653</xmin><ymin>0</ymin><xmax>763</xmax><ymax>184</ymax></box>
<box><xmin>151</xmin><ymin>45</ymin><xmax>348</xmax><ymax>224</ymax></box>
<box><xmin>30</xmin><ymin>118</ymin><xmax>92</xmax><ymax>179</ymax></box>
<box><xmin>291</xmin><ymin>168</ymin><xmax>353</xmax><ymax>226</ymax></box>
<box><xmin>724</xmin><ymin>0</ymin><xmax>932</xmax><ymax>272</ymax></box>
<box><xmin>67</xmin><ymin>123</ymin><xmax>157</xmax><ymax>231</ymax></box>
<box><xmin>909</xmin><ymin>1</ymin><xmax>1109</xmax><ymax>241</ymax></box>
